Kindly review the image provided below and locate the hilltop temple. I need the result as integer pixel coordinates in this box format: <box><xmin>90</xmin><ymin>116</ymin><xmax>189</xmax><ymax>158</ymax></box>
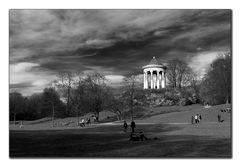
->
<box><xmin>142</xmin><ymin>57</ymin><xmax>167</xmax><ymax>89</ymax></box>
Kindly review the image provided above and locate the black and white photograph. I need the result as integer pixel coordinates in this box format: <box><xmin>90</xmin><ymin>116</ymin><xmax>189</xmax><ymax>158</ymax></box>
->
<box><xmin>9</xmin><ymin>9</ymin><xmax>232</xmax><ymax>158</ymax></box>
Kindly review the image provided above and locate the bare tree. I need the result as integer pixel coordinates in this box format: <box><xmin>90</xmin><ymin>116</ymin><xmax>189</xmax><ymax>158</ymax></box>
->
<box><xmin>167</xmin><ymin>59</ymin><xmax>191</xmax><ymax>89</ymax></box>
<box><xmin>54</xmin><ymin>72</ymin><xmax>75</xmax><ymax>116</ymax></box>
<box><xmin>187</xmin><ymin>70</ymin><xmax>201</xmax><ymax>95</ymax></box>
<box><xmin>122</xmin><ymin>74</ymin><xmax>141</xmax><ymax>121</ymax></box>
<box><xmin>10</xmin><ymin>92</ymin><xmax>26</xmax><ymax>127</ymax></box>
<box><xmin>177</xmin><ymin>61</ymin><xmax>188</xmax><ymax>88</ymax></box>
<box><xmin>166</xmin><ymin>59</ymin><xmax>178</xmax><ymax>88</ymax></box>
<box><xmin>42</xmin><ymin>87</ymin><xmax>61</xmax><ymax>127</ymax></box>
<box><xmin>83</xmin><ymin>72</ymin><xmax>108</xmax><ymax>121</ymax></box>
<box><xmin>71</xmin><ymin>73</ymin><xmax>86</xmax><ymax>125</ymax></box>
<box><xmin>105</xmin><ymin>94</ymin><xmax>126</xmax><ymax>120</ymax></box>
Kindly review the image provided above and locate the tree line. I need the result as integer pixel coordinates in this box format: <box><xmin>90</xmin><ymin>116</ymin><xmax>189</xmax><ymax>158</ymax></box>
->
<box><xmin>10</xmin><ymin>52</ymin><xmax>231</xmax><ymax>123</ymax></box>
<box><xmin>10</xmin><ymin>72</ymin><xmax>144</xmax><ymax>124</ymax></box>
<box><xmin>166</xmin><ymin>51</ymin><xmax>231</xmax><ymax>105</ymax></box>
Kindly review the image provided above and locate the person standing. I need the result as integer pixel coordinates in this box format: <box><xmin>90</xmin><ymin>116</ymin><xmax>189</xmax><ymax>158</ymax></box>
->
<box><xmin>130</xmin><ymin>121</ymin><xmax>136</xmax><ymax>133</ymax></box>
<box><xmin>123</xmin><ymin>120</ymin><xmax>128</xmax><ymax>132</ymax></box>
<box><xmin>19</xmin><ymin>121</ymin><xmax>23</xmax><ymax>128</ymax></box>
<box><xmin>199</xmin><ymin>115</ymin><xmax>202</xmax><ymax>122</ymax></box>
<box><xmin>218</xmin><ymin>114</ymin><xmax>221</xmax><ymax>122</ymax></box>
<box><xmin>191</xmin><ymin>116</ymin><xmax>194</xmax><ymax>124</ymax></box>
<box><xmin>81</xmin><ymin>119</ymin><xmax>85</xmax><ymax>127</ymax></box>
<box><xmin>194</xmin><ymin>114</ymin><xmax>198</xmax><ymax>124</ymax></box>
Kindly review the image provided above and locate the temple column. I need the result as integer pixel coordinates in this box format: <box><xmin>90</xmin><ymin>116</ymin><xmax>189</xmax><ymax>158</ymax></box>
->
<box><xmin>159</xmin><ymin>71</ymin><xmax>162</xmax><ymax>88</ymax></box>
<box><xmin>164</xmin><ymin>72</ymin><xmax>166</xmax><ymax>88</ymax></box>
<box><xmin>143</xmin><ymin>71</ymin><xmax>146</xmax><ymax>89</ymax></box>
<box><xmin>153</xmin><ymin>71</ymin><xmax>155</xmax><ymax>88</ymax></box>
<box><xmin>157</xmin><ymin>71</ymin><xmax>160</xmax><ymax>89</ymax></box>
<box><xmin>146</xmin><ymin>72</ymin><xmax>148</xmax><ymax>89</ymax></box>
<box><xmin>144</xmin><ymin>71</ymin><xmax>148</xmax><ymax>89</ymax></box>
<box><xmin>150</xmin><ymin>70</ymin><xmax>153</xmax><ymax>89</ymax></box>
<box><xmin>162</xmin><ymin>71</ymin><xmax>165</xmax><ymax>88</ymax></box>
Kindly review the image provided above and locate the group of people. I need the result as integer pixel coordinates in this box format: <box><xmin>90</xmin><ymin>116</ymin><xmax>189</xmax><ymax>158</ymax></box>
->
<box><xmin>78</xmin><ymin>117</ymin><xmax>91</xmax><ymax>127</ymax></box>
<box><xmin>217</xmin><ymin>114</ymin><xmax>224</xmax><ymax>123</ymax></box>
<box><xmin>78</xmin><ymin>114</ymin><xmax>100</xmax><ymax>127</ymax></box>
<box><xmin>191</xmin><ymin>114</ymin><xmax>202</xmax><ymax>124</ymax></box>
<box><xmin>220</xmin><ymin>108</ymin><xmax>231</xmax><ymax>113</ymax></box>
<box><xmin>123</xmin><ymin>120</ymin><xmax>136</xmax><ymax>133</ymax></box>
<box><xmin>123</xmin><ymin>120</ymin><xmax>149</xmax><ymax>141</ymax></box>
<box><xmin>130</xmin><ymin>132</ymin><xmax>148</xmax><ymax>141</ymax></box>
<box><xmin>91</xmin><ymin>115</ymin><xmax>99</xmax><ymax>122</ymax></box>
<box><xmin>191</xmin><ymin>112</ymin><xmax>225</xmax><ymax>124</ymax></box>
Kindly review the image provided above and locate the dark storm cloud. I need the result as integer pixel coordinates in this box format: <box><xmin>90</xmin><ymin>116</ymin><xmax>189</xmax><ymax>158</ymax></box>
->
<box><xmin>9</xmin><ymin>9</ymin><xmax>231</xmax><ymax>94</ymax></box>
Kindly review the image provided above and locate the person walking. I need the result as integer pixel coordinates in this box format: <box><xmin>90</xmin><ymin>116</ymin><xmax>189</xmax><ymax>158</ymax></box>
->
<box><xmin>218</xmin><ymin>114</ymin><xmax>221</xmax><ymax>122</ymax></box>
<box><xmin>194</xmin><ymin>114</ymin><xmax>198</xmax><ymax>124</ymax></box>
<box><xmin>130</xmin><ymin>121</ymin><xmax>136</xmax><ymax>133</ymax></box>
<box><xmin>191</xmin><ymin>116</ymin><xmax>194</xmax><ymax>124</ymax></box>
<box><xmin>123</xmin><ymin>120</ymin><xmax>128</xmax><ymax>132</ymax></box>
<box><xmin>199</xmin><ymin>114</ymin><xmax>202</xmax><ymax>123</ymax></box>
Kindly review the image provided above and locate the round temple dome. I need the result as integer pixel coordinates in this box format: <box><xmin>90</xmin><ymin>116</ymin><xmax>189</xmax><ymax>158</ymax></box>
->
<box><xmin>148</xmin><ymin>56</ymin><xmax>158</xmax><ymax>65</ymax></box>
<box><xmin>142</xmin><ymin>56</ymin><xmax>165</xmax><ymax>69</ymax></box>
<box><xmin>142</xmin><ymin>57</ymin><xmax>167</xmax><ymax>89</ymax></box>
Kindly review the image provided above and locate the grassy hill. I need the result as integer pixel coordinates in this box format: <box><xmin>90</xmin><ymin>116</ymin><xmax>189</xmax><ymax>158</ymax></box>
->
<box><xmin>135</xmin><ymin>103</ymin><xmax>231</xmax><ymax>124</ymax></box>
<box><xmin>10</xmin><ymin>104</ymin><xmax>231</xmax><ymax>130</ymax></box>
<box><xmin>10</xmin><ymin>103</ymin><xmax>231</xmax><ymax>157</ymax></box>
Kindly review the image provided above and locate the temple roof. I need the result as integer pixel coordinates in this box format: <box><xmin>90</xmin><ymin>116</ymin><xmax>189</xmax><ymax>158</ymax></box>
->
<box><xmin>148</xmin><ymin>56</ymin><xmax>158</xmax><ymax>65</ymax></box>
<box><xmin>142</xmin><ymin>56</ymin><xmax>166</xmax><ymax>69</ymax></box>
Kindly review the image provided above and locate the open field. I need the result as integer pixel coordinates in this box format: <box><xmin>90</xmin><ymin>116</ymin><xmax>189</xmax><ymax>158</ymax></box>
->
<box><xmin>9</xmin><ymin>104</ymin><xmax>231</xmax><ymax>158</ymax></box>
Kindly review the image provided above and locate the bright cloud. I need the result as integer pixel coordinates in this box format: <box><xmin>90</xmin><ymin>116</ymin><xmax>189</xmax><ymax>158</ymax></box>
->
<box><xmin>105</xmin><ymin>75</ymin><xmax>125</xmax><ymax>83</ymax></box>
<box><xmin>188</xmin><ymin>51</ymin><xmax>222</xmax><ymax>76</ymax></box>
<box><xmin>10</xmin><ymin>62</ymin><xmax>56</xmax><ymax>95</ymax></box>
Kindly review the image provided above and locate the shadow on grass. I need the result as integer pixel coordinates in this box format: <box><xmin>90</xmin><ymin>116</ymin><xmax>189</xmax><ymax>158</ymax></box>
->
<box><xmin>139</xmin><ymin>109</ymin><xmax>183</xmax><ymax>120</ymax></box>
<box><xmin>100</xmin><ymin>106</ymin><xmax>148</xmax><ymax>123</ymax></box>
<box><xmin>9</xmin><ymin>124</ymin><xmax>231</xmax><ymax>158</ymax></box>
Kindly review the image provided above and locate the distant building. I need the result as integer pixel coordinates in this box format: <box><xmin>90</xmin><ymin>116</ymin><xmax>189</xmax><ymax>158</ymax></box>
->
<box><xmin>142</xmin><ymin>57</ymin><xmax>166</xmax><ymax>89</ymax></box>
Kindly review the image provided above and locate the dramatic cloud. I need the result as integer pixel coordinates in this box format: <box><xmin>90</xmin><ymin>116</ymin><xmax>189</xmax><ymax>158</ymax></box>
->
<box><xmin>188</xmin><ymin>51</ymin><xmax>220</xmax><ymax>76</ymax></box>
<box><xmin>9</xmin><ymin>9</ymin><xmax>231</xmax><ymax>95</ymax></box>
<box><xmin>10</xmin><ymin>62</ymin><xmax>56</xmax><ymax>95</ymax></box>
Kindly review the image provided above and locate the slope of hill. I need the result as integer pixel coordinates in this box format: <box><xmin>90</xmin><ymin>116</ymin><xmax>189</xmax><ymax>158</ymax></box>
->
<box><xmin>135</xmin><ymin>104</ymin><xmax>231</xmax><ymax>124</ymax></box>
<box><xmin>10</xmin><ymin>104</ymin><xmax>231</xmax><ymax>131</ymax></box>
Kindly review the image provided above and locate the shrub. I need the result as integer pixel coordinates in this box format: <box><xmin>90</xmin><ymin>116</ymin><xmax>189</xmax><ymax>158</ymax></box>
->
<box><xmin>179</xmin><ymin>98</ymin><xmax>192</xmax><ymax>106</ymax></box>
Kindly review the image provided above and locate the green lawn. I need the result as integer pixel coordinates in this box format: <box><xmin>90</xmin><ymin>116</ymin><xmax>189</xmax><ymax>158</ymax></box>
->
<box><xmin>135</xmin><ymin>103</ymin><xmax>231</xmax><ymax>124</ymax></box>
<box><xmin>10</xmin><ymin>124</ymin><xmax>231</xmax><ymax>157</ymax></box>
<box><xmin>9</xmin><ymin>104</ymin><xmax>231</xmax><ymax>158</ymax></box>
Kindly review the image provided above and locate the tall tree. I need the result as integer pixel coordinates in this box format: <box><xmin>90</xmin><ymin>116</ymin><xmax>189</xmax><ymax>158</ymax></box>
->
<box><xmin>26</xmin><ymin>93</ymin><xmax>43</xmax><ymax>120</ymax></box>
<box><xmin>105</xmin><ymin>90</ymin><xmax>130</xmax><ymax>120</ymax></box>
<box><xmin>71</xmin><ymin>74</ymin><xmax>86</xmax><ymax>125</ymax></box>
<box><xmin>54</xmin><ymin>72</ymin><xmax>75</xmax><ymax>116</ymax></box>
<box><xmin>167</xmin><ymin>59</ymin><xmax>190</xmax><ymax>88</ymax></box>
<box><xmin>200</xmin><ymin>52</ymin><xmax>231</xmax><ymax>105</ymax></box>
<box><xmin>42</xmin><ymin>87</ymin><xmax>64</xmax><ymax>127</ymax></box>
<box><xmin>83</xmin><ymin>72</ymin><xmax>108</xmax><ymax>121</ymax></box>
<box><xmin>187</xmin><ymin>70</ymin><xmax>201</xmax><ymax>98</ymax></box>
<box><xmin>122</xmin><ymin>74</ymin><xmax>142</xmax><ymax>120</ymax></box>
<box><xmin>9</xmin><ymin>92</ymin><xmax>26</xmax><ymax>126</ymax></box>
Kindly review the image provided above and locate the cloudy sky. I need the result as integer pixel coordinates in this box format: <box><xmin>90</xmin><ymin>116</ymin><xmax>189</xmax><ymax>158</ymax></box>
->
<box><xmin>9</xmin><ymin>9</ymin><xmax>231</xmax><ymax>95</ymax></box>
